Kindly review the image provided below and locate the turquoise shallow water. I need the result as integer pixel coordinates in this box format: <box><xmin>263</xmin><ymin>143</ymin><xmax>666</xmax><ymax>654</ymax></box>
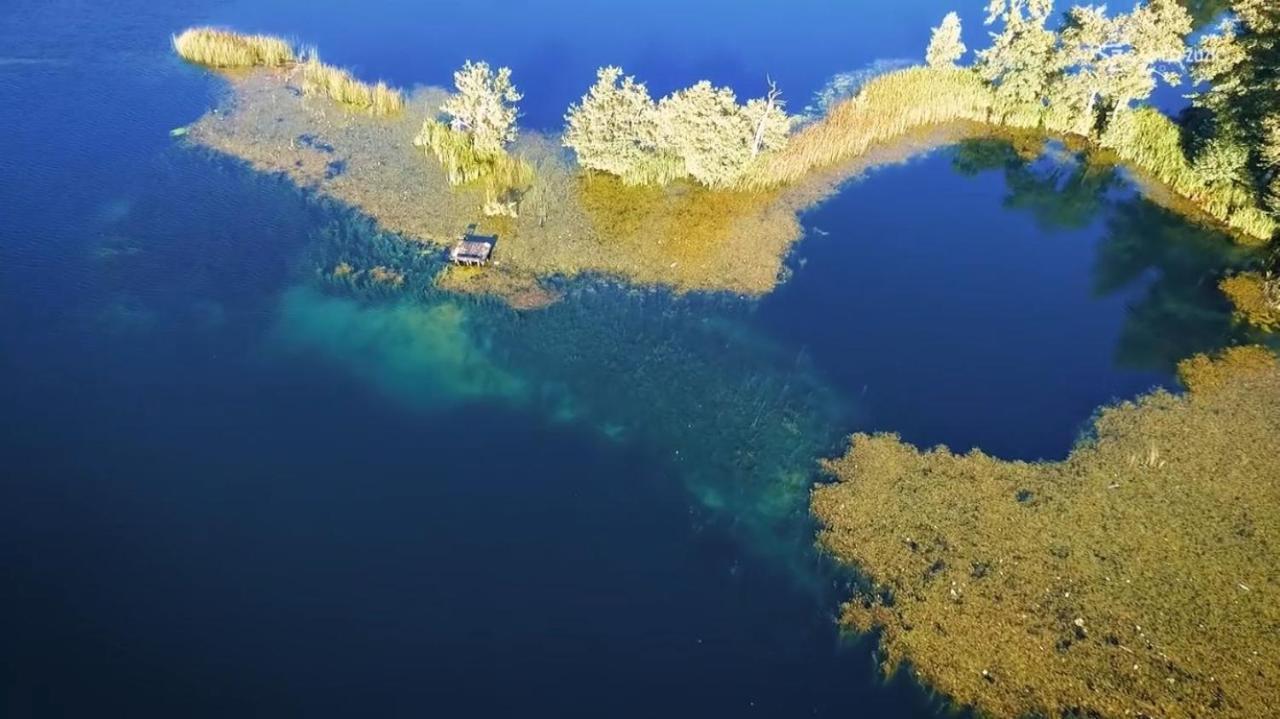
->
<box><xmin>0</xmin><ymin>0</ymin><xmax>1256</xmax><ymax>716</ymax></box>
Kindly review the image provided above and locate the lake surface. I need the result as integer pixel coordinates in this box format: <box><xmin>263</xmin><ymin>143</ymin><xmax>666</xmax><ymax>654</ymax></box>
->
<box><xmin>0</xmin><ymin>0</ymin><xmax>1251</xmax><ymax>716</ymax></box>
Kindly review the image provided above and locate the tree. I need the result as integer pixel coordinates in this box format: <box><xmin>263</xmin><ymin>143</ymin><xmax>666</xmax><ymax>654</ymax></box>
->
<box><xmin>926</xmin><ymin>12</ymin><xmax>967</xmax><ymax>68</ymax></box>
<box><xmin>657</xmin><ymin>82</ymin><xmax>759</xmax><ymax>188</ymax></box>
<box><xmin>1190</xmin><ymin>0</ymin><xmax>1280</xmax><ymax>215</ymax></box>
<box><xmin>1099</xmin><ymin>0</ymin><xmax>1191</xmax><ymax>110</ymax></box>
<box><xmin>977</xmin><ymin>0</ymin><xmax>1062</xmax><ymax>125</ymax></box>
<box><xmin>563</xmin><ymin>66</ymin><xmax>666</xmax><ymax>183</ymax></box>
<box><xmin>1049</xmin><ymin>0</ymin><xmax>1191</xmax><ymax>136</ymax></box>
<box><xmin>746</xmin><ymin>80</ymin><xmax>791</xmax><ymax>157</ymax></box>
<box><xmin>565</xmin><ymin>69</ymin><xmax>791</xmax><ymax>188</ymax></box>
<box><xmin>440</xmin><ymin>61</ymin><xmax>521</xmax><ymax>158</ymax></box>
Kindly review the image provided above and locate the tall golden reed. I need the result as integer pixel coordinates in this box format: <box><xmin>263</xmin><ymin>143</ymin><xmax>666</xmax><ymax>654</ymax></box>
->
<box><xmin>300</xmin><ymin>56</ymin><xmax>404</xmax><ymax>117</ymax></box>
<box><xmin>172</xmin><ymin>27</ymin><xmax>294</xmax><ymax>68</ymax></box>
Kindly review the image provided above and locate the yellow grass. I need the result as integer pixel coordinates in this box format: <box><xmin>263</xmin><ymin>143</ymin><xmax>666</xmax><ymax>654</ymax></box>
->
<box><xmin>172</xmin><ymin>27</ymin><xmax>294</xmax><ymax>68</ymax></box>
<box><xmin>300</xmin><ymin>56</ymin><xmax>404</xmax><ymax>117</ymax></box>
<box><xmin>740</xmin><ymin>67</ymin><xmax>995</xmax><ymax>189</ymax></box>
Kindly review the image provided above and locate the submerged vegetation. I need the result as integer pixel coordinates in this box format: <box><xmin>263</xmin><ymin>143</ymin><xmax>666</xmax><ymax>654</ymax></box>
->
<box><xmin>1221</xmin><ymin>271</ymin><xmax>1280</xmax><ymax>329</ymax></box>
<box><xmin>813</xmin><ymin>346</ymin><xmax>1280</xmax><ymax>719</ymax></box>
<box><xmin>172</xmin><ymin>27</ymin><xmax>294</xmax><ymax>68</ymax></box>
<box><xmin>172</xmin><ymin>10</ymin><xmax>1280</xmax><ymax>717</ymax></box>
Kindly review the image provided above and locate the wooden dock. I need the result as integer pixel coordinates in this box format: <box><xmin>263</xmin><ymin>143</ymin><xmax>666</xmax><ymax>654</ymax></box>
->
<box><xmin>449</xmin><ymin>226</ymin><xmax>496</xmax><ymax>266</ymax></box>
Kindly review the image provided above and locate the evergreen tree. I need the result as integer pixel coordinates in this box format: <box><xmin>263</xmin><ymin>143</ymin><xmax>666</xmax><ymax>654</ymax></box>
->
<box><xmin>657</xmin><ymin>82</ymin><xmax>757</xmax><ymax>188</ymax></box>
<box><xmin>1191</xmin><ymin>0</ymin><xmax>1280</xmax><ymax>214</ymax></box>
<box><xmin>977</xmin><ymin>0</ymin><xmax>1061</xmax><ymax>126</ymax></box>
<box><xmin>926</xmin><ymin>12</ymin><xmax>967</xmax><ymax>68</ymax></box>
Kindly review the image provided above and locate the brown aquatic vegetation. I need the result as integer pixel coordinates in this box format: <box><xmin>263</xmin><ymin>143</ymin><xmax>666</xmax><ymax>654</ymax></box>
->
<box><xmin>1220</xmin><ymin>273</ymin><xmax>1280</xmax><ymax>331</ymax></box>
<box><xmin>185</xmin><ymin>55</ymin><xmax>1267</xmax><ymax>308</ymax></box>
<box><xmin>812</xmin><ymin>347</ymin><xmax>1280</xmax><ymax>719</ymax></box>
<box><xmin>173</xmin><ymin>27</ymin><xmax>294</xmax><ymax>68</ymax></box>
<box><xmin>434</xmin><ymin>266</ymin><xmax>561</xmax><ymax>310</ymax></box>
<box><xmin>368</xmin><ymin>265</ymin><xmax>405</xmax><ymax>287</ymax></box>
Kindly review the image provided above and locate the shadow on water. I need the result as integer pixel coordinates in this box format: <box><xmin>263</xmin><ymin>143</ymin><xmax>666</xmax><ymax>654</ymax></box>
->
<box><xmin>952</xmin><ymin>137</ymin><xmax>1259</xmax><ymax>373</ymax></box>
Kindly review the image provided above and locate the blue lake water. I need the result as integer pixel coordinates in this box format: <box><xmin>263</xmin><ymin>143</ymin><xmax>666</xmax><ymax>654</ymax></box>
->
<box><xmin>0</xmin><ymin>0</ymin><xmax>1253</xmax><ymax>716</ymax></box>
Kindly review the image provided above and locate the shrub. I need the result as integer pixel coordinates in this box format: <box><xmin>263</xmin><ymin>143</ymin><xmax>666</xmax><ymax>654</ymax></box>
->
<box><xmin>172</xmin><ymin>27</ymin><xmax>294</xmax><ymax>68</ymax></box>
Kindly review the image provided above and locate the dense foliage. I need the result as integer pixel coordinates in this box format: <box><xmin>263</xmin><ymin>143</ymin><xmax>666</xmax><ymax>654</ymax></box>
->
<box><xmin>563</xmin><ymin>67</ymin><xmax>791</xmax><ymax>189</ymax></box>
<box><xmin>1189</xmin><ymin>2</ymin><xmax>1280</xmax><ymax>218</ymax></box>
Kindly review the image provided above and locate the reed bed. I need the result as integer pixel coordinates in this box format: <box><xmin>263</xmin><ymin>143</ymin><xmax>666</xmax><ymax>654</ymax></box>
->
<box><xmin>741</xmin><ymin>65</ymin><xmax>1276</xmax><ymax>244</ymax></box>
<box><xmin>300</xmin><ymin>56</ymin><xmax>404</xmax><ymax>117</ymax></box>
<box><xmin>413</xmin><ymin>120</ymin><xmax>532</xmax><ymax>193</ymax></box>
<box><xmin>1101</xmin><ymin>108</ymin><xmax>1278</xmax><ymax>243</ymax></box>
<box><xmin>172</xmin><ymin>27</ymin><xmax>294</xmax><ymax>68</ymax></box>
<box><xmin>739</xmin><ymin>67</ymin><xmax>995</xmax><ymax>189</ymax></box>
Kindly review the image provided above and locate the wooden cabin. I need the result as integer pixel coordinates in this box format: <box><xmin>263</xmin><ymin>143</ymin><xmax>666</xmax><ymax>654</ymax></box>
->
<box><xmin>449</xmin><ymin>226</ymin><xmax>496</xmax><ymax>266</ymax></box>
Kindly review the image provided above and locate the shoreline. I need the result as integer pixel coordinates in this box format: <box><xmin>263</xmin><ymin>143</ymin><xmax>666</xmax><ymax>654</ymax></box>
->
<box><xmin>182</xmin><ymin>62</ymin><xmax>1272</xmax><ymax>310</ymax></box>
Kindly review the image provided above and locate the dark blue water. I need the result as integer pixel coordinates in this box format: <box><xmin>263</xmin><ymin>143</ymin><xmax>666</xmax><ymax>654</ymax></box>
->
<box><xmin>0</xmin><ymin>1</ymin><xmax>1250</xmax><ymax>716</ymax></box>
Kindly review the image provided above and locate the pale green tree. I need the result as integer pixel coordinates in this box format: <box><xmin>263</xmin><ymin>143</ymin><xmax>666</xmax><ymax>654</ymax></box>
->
<box><xmin>1190</xmin><ymin>3</ymin><xmax>1280</xmax><ymax>215</ymax></box>
<box><xmin>563</xmin><ymin>66</ymin><xmax>667</xmax><ymax>183</ymax></box>
<box><xmin>659</xmin><ymin>80</ymin><xmax>791</xmax><ymax>187</ymax></box>
<box><xmin>565</xmin><ymin>69</ymin><xmax>791</xmax><ymax>188</ymax></box>
<box><xmin>1048</xmin><ymin>0</ymin><xmax>1190</xmax><ymax>136</ymax></box>
<box><xmin>1097</xmin><ymin>0</ymin><xmax>1191</xmax><ymax>109</ymax></box>
<box><xmin>441</xmin><ymin>61</ymin><xmax>521</xmax><ymax>158</ymax></box>
<box><xmin>656</xmin><ymin>82</ymin><xmax>759</xmax><ymax>188</ymax></box>
<box><xmin>926</xmin><ymin>12</ymin><xmax>967</xmax><ymax>68</ymax></box>
<box><xmin>1047</xmin><ymin>5</ymin><xmax>1111</xmax><ymax>134</ymax></box>
<box><xmin>976</xmin><ymin>0</ymin><xmax>1061</xmax><ymax>125</ymax></box>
